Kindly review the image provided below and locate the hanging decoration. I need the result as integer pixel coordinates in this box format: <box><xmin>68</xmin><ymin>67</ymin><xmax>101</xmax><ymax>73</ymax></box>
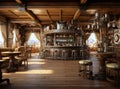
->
<box><xmin>114</xmin><ymin>29</ymin><xmax>120</xmax><ymax>44</ymax></box>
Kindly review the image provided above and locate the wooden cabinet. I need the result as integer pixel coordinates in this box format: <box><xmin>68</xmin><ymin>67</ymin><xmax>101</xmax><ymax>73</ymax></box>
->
<box><xmin>43</xmin><ymin>29</ymin><xmax>84</xmax><ymax>60</ymax></box>
<box><xmin>44</xmin><ymin>29</ymin><xmax>82</xmax><ymax>47</ymax></box>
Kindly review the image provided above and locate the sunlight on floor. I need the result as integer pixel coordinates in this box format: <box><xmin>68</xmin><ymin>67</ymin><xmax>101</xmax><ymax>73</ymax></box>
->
<box><xmin>3</xmin><ymin>69</ymin><xmax>54</xmax><ymax>75</ymax></box>
<box><xmin>15</xmin><ymin>69</ymin><xmax>54</xmax><ymax>74</ymax></box>
<box><xmin>28</xmin><ymin>61</ymin><xmax>46</xmax><ymax>65</ymax></box>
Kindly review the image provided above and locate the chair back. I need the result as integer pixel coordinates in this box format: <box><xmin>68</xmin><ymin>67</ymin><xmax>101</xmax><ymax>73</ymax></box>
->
<box><xmin>19</xmin><ymin>46</ymin><xmax>28</xmax><ymax>59</ymax></box>
<box><xmin>0</xmin><ymin>50</ymin><xmax>2</xmax><ymax>60</ymax></box>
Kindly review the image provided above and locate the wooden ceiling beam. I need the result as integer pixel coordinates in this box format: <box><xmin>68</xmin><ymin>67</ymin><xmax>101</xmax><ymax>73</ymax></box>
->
<box><xmin>0</xmin><ymin>2</ymin><xmax>119</xmax><ymax>9</ymax></box>
<box><xmin>46</xmin><ymin>10</ymin><xmax>53</xmax><ymax>23</ymax></box>
<box><xmin>24</xmin><ymin>26</ymin><xmax>41</xmax><ymax>30</ymax></box>
<box><xmin>87</xmin><ymin>2</ymin><xmax>120</xmax><ymax>9</ymax></box>
<box><xmin>15</xmin><ymin>0</ymin><xmax>42</xmax><ymax>27</ymax></box>
<box><xmin>25</xmin><ymin>10</ymin><xmax>42</xmax><ymax>27</ymax></box>
<box><xmin>10</xmin><ymin>19</ymin><xmax>35</xmax><ymax>23</ymax></box>
<box><xmin>0</xmin><ymin>2</ymin><xmax>79</xmax><ymax>10</ymax></box>
<box><xmin>73</xmin><ymin>9</ymin><xmax>81</xmax><ymax>20</ymax></box>
<box><xmin>10</xmin><ymin>19</ymin><xmax>55</xmax><ymax>25</ymax></box>
<box><xmin>15</xmin><ymin>0</ymin><xmax>23</xmax><ymax>4</ymax></box>
<box><xmin>27</xmin><ymin>2</ymin><xmax>80</xmax><ymax>8</ymax></box>
<box><xmin>80</xmin><ymin>0</ymin><xmax>87</xmax><ymax>4</ymax></box>
<box><xmin>60</xmin><ymin>9</ymin><xmax>62</xmax><ymax>21</ymax></box>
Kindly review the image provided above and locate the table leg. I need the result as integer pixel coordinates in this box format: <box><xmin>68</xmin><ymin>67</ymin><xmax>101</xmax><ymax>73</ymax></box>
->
<box><xmin>7</xmin><ymin>57</ymin><xmax>18</xmax><ymax>72</ymax></box>
<box><xmin>0</xmin><ymin>68</ymin><xmax>10</xmax><ymax>84</ymax></box>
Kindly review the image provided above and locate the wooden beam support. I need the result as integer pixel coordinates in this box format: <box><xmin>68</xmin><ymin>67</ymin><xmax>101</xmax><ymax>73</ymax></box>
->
<box><xmin>80</xmin><ymin>0</ymin><xmax>87</xmax><ymax>4</ymax></box>
<box><xmin>25</xmin><ymin>10</ymin><xmax>42</xmax><ymax>27</ymax></box>
<box><xmin>10</xmin><ymin>19</ymin><xmax>32</xmax><ymax>23</ymax></box>
<box><xmin>60</xmin><ymin>9</ymin><xmax>62</xmax><ymax>21</ymax></box>
<box><xmin>0</xmin><ymin>2</ymin><xmax>120</xmax><ymax>9</ymax></box>
<box><xmin>15</xmin><ymin>0</ymin><xmax>42</xmax><ymax>27</ymax></box>
<box><xmin>0</xmin><ymin>16</ymin><xmax>7</xmax><ymax>23</ymax></box>
<box><xmin>46</xmin><ymin>10</ymin><xmax>53</xmax><ymax>23</ymax></box>
<box><xmin>24</xmin><ymin>26</ymin><xmax>41</xmax><ymax>30</ymax></box>
<box><xmin>27</xmin><ymin>2</ymin><xmax>80</xmax><ymax>8</ymax></box>
<box><xmin>15</xmin><ymin>0</ymin><xmax>23</xmax><ymax>4</ymax></box>
<box><xmin>10</xmin><ymin>19</ymin><xmax>56</xmax><ymax>25</ymax></box>
<box><xmin>73</xmin><ymin>9</ymin><xmax>81</xmax><ymax>20</ymax></box>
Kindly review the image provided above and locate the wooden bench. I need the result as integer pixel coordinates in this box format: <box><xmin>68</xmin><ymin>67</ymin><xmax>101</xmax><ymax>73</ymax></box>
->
<box><xmin>0</xmin><ymin>48</ymin><xmax>14</xmax><ymax>72</ymax></box>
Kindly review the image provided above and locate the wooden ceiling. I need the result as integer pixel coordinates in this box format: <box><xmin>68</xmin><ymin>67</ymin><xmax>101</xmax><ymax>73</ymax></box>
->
<box><xmin>0</xmin><ymin>0</ymin><xmax>120</xmax><ymax>30</ymax></box>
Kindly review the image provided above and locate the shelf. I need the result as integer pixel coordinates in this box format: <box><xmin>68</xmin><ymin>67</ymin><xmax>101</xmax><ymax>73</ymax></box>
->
<box><xmin>44</xmin><ymin>46</ymin><xmax>81</xmax><ymax>48</ymax></box>
<box><xmin>44</xmin><ymin>29</ymin><xmax>81</xmax><ymax>35</ymax></box>
<box><xmin>43</xmin><ymin>28</ymin><xmax>83</xmax><ymax>60</ymax></box>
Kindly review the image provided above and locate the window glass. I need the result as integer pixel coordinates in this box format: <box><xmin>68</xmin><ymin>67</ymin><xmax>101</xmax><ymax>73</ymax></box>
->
<box><xmin>27</xmin><ymin>33</ymin><xmax>40</xmax><ymax>47</ymax></box>
<box><xmin>0</xmin><ymin>25</ymin><xmax>4</xmax><ymax>47</ymax></box>
<box><xmin>86</xmin><ymin>32</ymin><xmax>98</xmax><ymax>48</ymax></box>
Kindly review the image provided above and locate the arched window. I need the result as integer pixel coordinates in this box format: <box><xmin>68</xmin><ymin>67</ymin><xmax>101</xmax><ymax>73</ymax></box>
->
<box><xmin>86</xmin><ymin>32</ymin><xmax>98</xmax><ymax>48</ymax></box>
<box><xmin>0</xmin><ymin>25</ymin><xmax>4</xmax><ymax>47</ymax></box>
<box><xmin>27</xmin><ymin>32</ymin><xmax>40</xmax><ymax>47</ymax></box>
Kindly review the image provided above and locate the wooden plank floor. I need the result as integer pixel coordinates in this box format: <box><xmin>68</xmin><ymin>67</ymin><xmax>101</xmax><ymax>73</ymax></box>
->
<box><xmin>0</xmin><ymin>53</ymin><xmax>118</xmax><ymax>89</ymax></box>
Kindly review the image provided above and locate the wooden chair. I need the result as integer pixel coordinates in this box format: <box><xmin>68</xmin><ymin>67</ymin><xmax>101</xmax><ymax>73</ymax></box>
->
<box><xmin>0</xmin><ymin>51</ymin><xmax>10</xmax><ymax>84</ymax></box>
<box><xmin>15</xmin><ymin>46</ymin><xmax>28</xmax><ymax>69</ymax></box>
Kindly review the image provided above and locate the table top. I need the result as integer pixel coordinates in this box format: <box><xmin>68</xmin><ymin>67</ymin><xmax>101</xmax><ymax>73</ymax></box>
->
<box><xmin>97</xmin><ymin>52</ymin><xmax>115</xmax><ymax>55</ymax></box>
<box><xmin>0</xmin><ymin>60</ymin><xmax>5</xmax><ymax>62</ymax></box>
<box><xmin>96</xmin><ymin>52</ymin><xmax>116</xmax><ymax>59</ymax></box>
<box><xmin>0</xmin><ymin>60</ymin><xmax>5</xmax><ymax>65</ymax></box>
<box><xmin>1</xmin><ymin>51</ymin><xmax>21</xmax><ymax>56</ymax></box>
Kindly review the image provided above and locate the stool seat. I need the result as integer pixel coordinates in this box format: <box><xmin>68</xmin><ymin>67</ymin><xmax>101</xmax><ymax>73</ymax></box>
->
<box><xmin>106</xmin><ymin>63</ymin><xmax>120</xmax><ymax>69</ymax></box>
<box><xmin>78</xmin><ymin>60</ymin><xmax>93</xmax><ymax>79</ymax></box>
<box><xmin>106</xmin><ymin>62</ymin><xmax>120</xmax><ymax>87</ymax></box>
<box><xmin>79</xmin><ymin>60</ymin><xmax>92</xmax><ymax>65</ymax></box>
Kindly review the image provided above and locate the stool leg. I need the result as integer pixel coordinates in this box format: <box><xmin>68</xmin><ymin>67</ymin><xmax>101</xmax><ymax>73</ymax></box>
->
<box><xmin>86</xmin><ymin>65</ymin><xmax>93</xmax><ymax>79</ymax></box>
<box><xmin>115</xmin><ymin>70</ymin><xmax>120</xmax><ymax>87</ymax></box>
<box><xmin>79</xmin><ymin>64</ymin><xmax>87</xmax><ymax>78</ymax></box>
<box><xmin>79</xmin><ymin>64</ymin><xmax>93</xmax><ymax>79</ymax></box>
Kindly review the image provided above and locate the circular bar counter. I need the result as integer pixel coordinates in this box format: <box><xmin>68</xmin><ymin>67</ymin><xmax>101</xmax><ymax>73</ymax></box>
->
<box><xmin>43</xmin><ymin>46</ymin><xmax>86</xmax><ymax>60</ymax></box>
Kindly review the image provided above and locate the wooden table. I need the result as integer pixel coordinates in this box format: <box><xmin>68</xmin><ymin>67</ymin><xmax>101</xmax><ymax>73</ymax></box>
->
<box><xmin>0</xmin><ymin>60</ymin><xmax>10</xmax><ymax>84</ymax></box>
<box><xmin>1</xmin><ymin>51</ymin><xmax>21</xmax><ymax>72</ymax></box>
<box><xmin>96</xmin><ymin>52</ymin><xmax>115</xmax><ymax>80</ymax></box>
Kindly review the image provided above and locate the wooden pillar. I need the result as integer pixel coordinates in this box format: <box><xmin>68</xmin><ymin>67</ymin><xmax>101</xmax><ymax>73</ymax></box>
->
<box><xmin>6</xmin><ymin>19</ymin><xmax>9</xmax><ymax>47</ymax></box>
<box><xmin>7</xmin><ymin>22</ymin><xmax>13</xmax><ymax>48</ymax></box>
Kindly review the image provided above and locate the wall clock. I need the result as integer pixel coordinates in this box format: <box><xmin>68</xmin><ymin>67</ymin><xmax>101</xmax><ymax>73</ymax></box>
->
<box><xmin>114</xmin><ymin>29</ymin><xmax>120</xmax><ymax>44</ymax></box>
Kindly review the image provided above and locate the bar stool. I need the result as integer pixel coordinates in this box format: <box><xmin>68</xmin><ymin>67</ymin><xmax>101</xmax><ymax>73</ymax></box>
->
<box><xmin>71</xmin><ymin>50</ymin><xmax>78</xmax><ymax>60</ymax></box>
<box><xmin>53</xmin><ymin>49</ymin><xmax>59</xmax><ymax>59</ymax></box>
<box><xmin>49</xmin><ymin>49</ymin><xmax>54</xmax><ymax>59</ymax></box>
<box><xmin>106</xmin><ymin>63</ymin><xmax>120</xmax><ymax>87</ymax></box>
<box><xmin>78</xmin><ymin>60</ymin><xmax>93</xmax><ymax>79</ymax></box>
<box><xmin>62</xmin><ymin>50</ymin><xmax>68</xmax><ymax>60</ymax></box>
<box><xmin>80</xmin><ymin>50</ymin><xmax>86</xmax><ymax>59</ymax></box>
<box><xmin>44</xmin><ymin>50</ymin><xmax>49</xmax><ymax>58</ymax></box>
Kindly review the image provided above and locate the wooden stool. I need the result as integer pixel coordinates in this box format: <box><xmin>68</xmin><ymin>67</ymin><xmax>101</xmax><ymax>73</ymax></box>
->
<box><xmin>53</xmin><ymin>49</ymin><xmax>59</xmax><ymax>59</ymax></box>
<box><xmin>106</xmin><ymin>63</ymin><xmax>120</xmax><ymax>87</ymax></box>
<box><xmin>72</xmin><ymin>50</ymin><xmax>78</xmax><ymax>60</ymax></box>
<box><xmin>62</xmin><ymin>50</ymin><xmax>68</xmax><ymax>60</ymax></box>
<box><xmin>79</xmin><ymin>60</ymin><xmax>93</xmax><ymax>79</ymax></box>
<box><xmin>44</xmin><ymin>50</ymin><xmax>50</xmax><ymax>58</ymax></box>
<box><xmin>80</xmin><ymin>50</ymin><xmax>86</xmax><ymax>59</ymax></box>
